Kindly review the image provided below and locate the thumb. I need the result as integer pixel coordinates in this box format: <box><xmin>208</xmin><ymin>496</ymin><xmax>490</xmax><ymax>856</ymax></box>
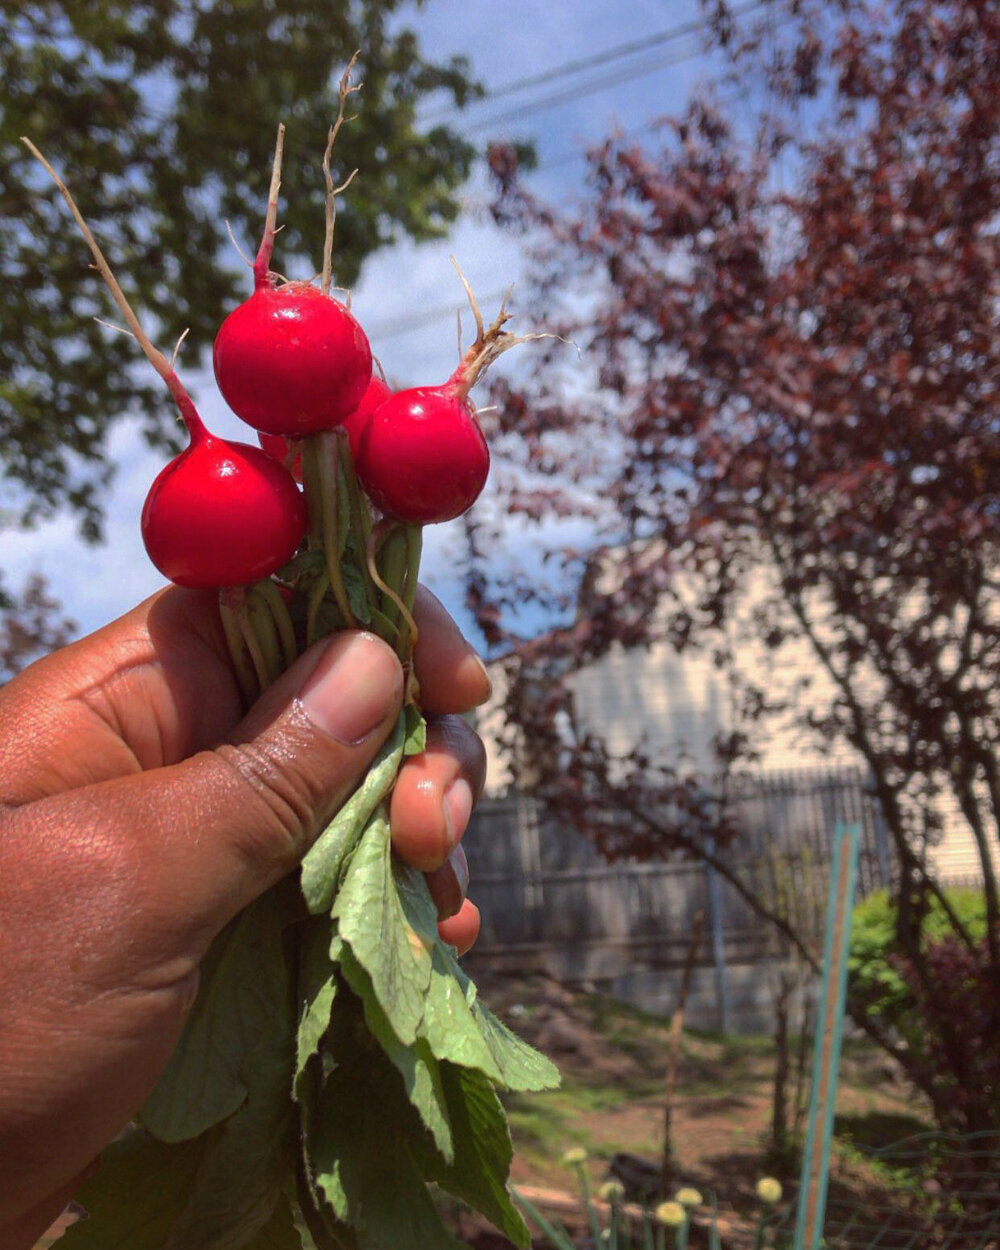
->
<box><xmin>11</xmin><ymin>630</ymin><xmax>403</xmax><ymax>976</ymax></box>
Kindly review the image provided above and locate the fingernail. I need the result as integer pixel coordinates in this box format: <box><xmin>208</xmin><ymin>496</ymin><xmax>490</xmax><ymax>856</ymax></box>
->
<box><xmin>299</xmin><ymin>632</ymin><xmax>401</xmax><ymax>744</ymax></box>
<box><xmin>443</xmin><ymin>777</ymin><xmax>474</xmax><ymax>850</ymax></box>
<box><xmin>449</xmin><ymin>844</ymin><xmax>470</xmax><ymax>899</ymax></box>
<box><xmin>470</xmin><ymin>652</ymin><xmax>493</xmax><ymax>703</ymax></box>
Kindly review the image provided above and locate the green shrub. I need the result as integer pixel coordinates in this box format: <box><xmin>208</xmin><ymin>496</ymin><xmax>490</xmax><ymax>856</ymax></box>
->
<box><xmin>849</xmin><ymin>887</ymin><xmax>987</xmax><ymax>1023</ymax></box>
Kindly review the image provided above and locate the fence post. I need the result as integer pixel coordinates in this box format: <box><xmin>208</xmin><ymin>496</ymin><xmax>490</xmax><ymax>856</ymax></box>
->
<box><xmin>793</xmin><ymin>821</ymin><xmax>861</xmax><ymax>1250</ymax></box>
<box><xmin>704</xmin><ymin>835</ymin><xmax>730</xmax><ymax>1035</ymax></box>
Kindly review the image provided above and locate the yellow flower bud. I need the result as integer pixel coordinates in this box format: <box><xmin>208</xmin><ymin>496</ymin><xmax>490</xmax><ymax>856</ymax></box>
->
<box><xmin>756</xmin><ymin>1177</ymin><xmax>783</xmax><ymax>1205</ymax></box>
<box><xmin>562</xmin><ymin>1146</ymin><xmax>588</xmax><ymax>1166</ymax></box>
<box><xmin>675</xmin><ymin>1187</ymin><xmax>703</xmax><ymax>1208</ymax></box>
<box><xmin>655</xmin><ymin>1201</ymin><xmax>687</xmax><ymax>1227</ymax></box>
<box><xmin>599</xmin><ymin>1179</ymin><xmax>626</xmax><ymax>1203</ymax></box>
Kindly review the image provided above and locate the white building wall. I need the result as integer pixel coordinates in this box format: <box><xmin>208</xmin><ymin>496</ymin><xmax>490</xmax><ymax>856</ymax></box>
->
<box><xmin>477</xmin><ymin>559</ymin><xmax>988</xmax><ymax>886</ymax></box>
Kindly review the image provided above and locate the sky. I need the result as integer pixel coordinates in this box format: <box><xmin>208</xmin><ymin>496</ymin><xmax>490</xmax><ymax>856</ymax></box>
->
<box><xmin>3</xmin><ymin>0</ymin><xmax>740</xmax><ymax>645</ymax></box>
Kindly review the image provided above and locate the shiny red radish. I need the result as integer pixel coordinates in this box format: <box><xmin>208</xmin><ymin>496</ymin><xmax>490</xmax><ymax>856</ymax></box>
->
<box><xmin>355</xmin><ymin>386</ymin><xmax>490</xmax><ymax>524</ymax></box>
<box><xmin>214</xmin><ymin>282</ymin><xmax>372</xmax><ymax>437</ymax></box>
<box><xmin>142</xmin><ymin>432</ymin><xmax>307</xmax><ymax>589</ymax></box>
<box><xmin>20</xmin><ymin>138</ymin><xmax>309</xmax><ymax>591</ymax></box>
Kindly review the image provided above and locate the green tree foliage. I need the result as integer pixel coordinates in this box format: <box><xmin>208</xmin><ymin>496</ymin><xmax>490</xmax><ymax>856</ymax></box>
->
<box><xmin>1</xmin><ymin>0</ymin><xmax>479</xmax><ymax>536</ymax></box>
<box><xmin>850</xmin><ymin>888</ymin><xmax>988</xmax><ymax>1022</ymax></box>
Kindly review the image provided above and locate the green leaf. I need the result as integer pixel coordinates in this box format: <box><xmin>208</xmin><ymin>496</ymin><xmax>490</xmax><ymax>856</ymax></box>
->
<box><xmin>403</xmin><ymin>704</ymin><xmax>427</xmax><ymax>757</ymax></box>
<box><xmin>419</xmin><ymin>941</ymin><xmax>503</xmax><ymax>1083</ymax></box>
<box><xmin>472</xmin><ymin>1000</ymin><xmax>561</xmax><ymax>1092</ymax></box>
<box><xmin>333</xmin><ymin>808</ymin><xmax>437</xmax><ymax>1046</ymax></box>
<box><xmin>55</xmin><ymin>1129</ymin><xmax>205</xmax><ymax>1248</ymax></box>
<box><xmin>356</xmin><ymin>1129</ymin><xmax>467</xmax><ymax>1250</ymax></box>
<box><xmin>238</xmin><ymin>1190</ymin><xmax>303</xmax><ymax>1250</ymax></box>
<box><xmin>165</xmin><ymin>893</ymin><xmax>298</xmax><ymax>1250</ymax></box>
<box><xmin>339</xmin><ymin>944</ymin><xmax>454</xmax><ymax>1163</ymax></box>
<box><xmin>300</xmin><ymin>714</ymin><xmax>405</xmax><ymax>915</ymax></box>
<box><xmin>310</xmin><ymin>1022</ymin><xmax>465</xmax><ymax>1250</ymax></box>
<box><xmin>165</xmin><ymin>1040</ymin><xmax>295</xmax><ymax>1250</ymax></box>
<box><xmin>414</xmin><ymin>1064</ymin><xmax>531</xmax><ymax>1249</ymax></box>
<box><xmin>308</xmin><ymin>1025</ymin><xmax>371</xmax><ymax>1222</ymax></box>
<box><xmin>294</xmin><ymin>919</ymin><xmax>340</xmax><ymax>1101</ymax></box>
<box><xmin>341</xmin><ymin>560</ymin><xmax>373</xmax><ymax>625</ymax></box>
<box><xmin>140</xmin><ymin>886</ymin><xmax>295</xmax><ymax>1142</ymax></box>
<box><xmin>276</xmin><ymin>549</ymin><xmax>325</xmax><ymax>585</ymax></box>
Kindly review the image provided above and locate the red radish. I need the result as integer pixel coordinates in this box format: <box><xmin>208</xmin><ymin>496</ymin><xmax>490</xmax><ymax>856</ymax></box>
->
<box><xmin>21</xmin><ymin>138</ymin><xmax>308</xmax><ymax>592</ymax></box>
<box><xmin>355</xmin><ymin>386</ymin><xmax>489</xmax><ymax>524</ymax></box>
<box><xmin>214</xmin><ymin>281</ymin><xmax>372</xmax><ymax>437</ymax></box>
<box><xmin>257</xmin><ymin>375</ymin><xmax>392</xmax><ymax>476</ymax></box>
<box><xmin>355</xmin><ymin>267</ymin><xmax>538</xmax><ymax>524</ymax></box>
<box><xmin>214</xmin><ymin>125</ymin><xmax>371</xmax><ymax>439</ymax></box>
<box><xmin>342</xmin><ymin>375</ymin><xmax>393</xmax><ymax>454</ymax></box>
<box><xmin>142</xmin><ymin>431</ymin><xmax>306</xmax><ymax>589</ymax></box>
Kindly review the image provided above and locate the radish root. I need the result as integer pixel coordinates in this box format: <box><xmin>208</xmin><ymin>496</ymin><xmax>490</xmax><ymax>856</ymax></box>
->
<box><xmin>321</xmin><ymin>52</ymin><xmax>362</xmax><ymax>296</ymax></box>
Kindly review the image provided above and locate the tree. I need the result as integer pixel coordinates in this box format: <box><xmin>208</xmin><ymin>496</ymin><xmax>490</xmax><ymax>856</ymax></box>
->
<box><xmin>471</xmin><ymin>0</ymin><xmax>1000</xmax><ymax>1132</ymax></box>
<box><xmin>2</xmin><ymin>0</ymin><xmax>478</xmax><ymax>537</ymax></box>
<box><xmin>0</xmin><ymin>574</ymin><xmax>75</xmax><ymax>683</ymax></box>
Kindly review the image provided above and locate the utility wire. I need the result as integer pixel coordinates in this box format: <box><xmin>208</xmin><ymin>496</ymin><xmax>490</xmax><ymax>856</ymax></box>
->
<box><xmin>461</xmin><ymin>35</ymin><xmax>713</xmax><ymax>137</ymax></box>
<box><xmin>420</xmin><ymin>0</ymin><xmax>773</xmax><ymax>127</ymax></box>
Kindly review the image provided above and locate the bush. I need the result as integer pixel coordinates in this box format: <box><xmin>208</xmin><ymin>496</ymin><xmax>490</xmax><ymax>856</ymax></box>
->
<box><xmin>849</xmin><ymin>888</ymin><xmax>988</xmax><ymax>1023</ymax></box>
<box><xmin>849</xmin><ymin>888</ymin><xmax>999</xmax><ymax>1130</ymax></box>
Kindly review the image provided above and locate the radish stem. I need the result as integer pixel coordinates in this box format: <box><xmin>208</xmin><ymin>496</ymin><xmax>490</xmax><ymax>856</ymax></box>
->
<box><xmin>219</xmin><ymin>599</ymin><xmax>260</xmax><ymax>706</ymax></box>
<box><xmin>21</xmin><ymin>137</ymin><xmax>208</xmax><ymax>442</ymax></box>
<box><xmin>254</xmin><ymin>123</ymin><xmax>285</xmax><ymax>289</ymax></box>
<box><xmin>256</xmin><ymin>578</ymin><xmax>298</xmax><ymax>669</ymax></box>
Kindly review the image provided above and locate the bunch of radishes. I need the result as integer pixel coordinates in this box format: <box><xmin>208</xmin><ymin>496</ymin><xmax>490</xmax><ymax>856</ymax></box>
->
<box><xmin>24</xmin><ymin>115</ymin><xmax>521</xmax><ymax>700</ymax></box>
<box><xmin>23</xmin><ymin>83</ymin><xmax>554</xmax><ymax>1250</ymax></box>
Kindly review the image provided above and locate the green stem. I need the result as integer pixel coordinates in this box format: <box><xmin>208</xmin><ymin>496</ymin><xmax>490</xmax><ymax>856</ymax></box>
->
<box><xmin>235</xmin><ymin>602</ymin><xmax>270</xmax><ymax>692</ymax></box>
<box><xmin>378</xmin><ymin>525</ymin><xmax>408</xmax><ymax>633</ymax></box>
<box><xmin>299</xmin><ymin>437</ymin><xmax>323</xmax><ymax>550</ymax></box>
<box><xmin>246</xmin><ymin>588</ymin><xmax>281</xmax><ymax>685</ymax></box>
<box><xmin>307</xmin><ymin>572</ymin><xmax>333</xmax><ymax>647</ymax></box>
<box><xmin>403</xmin><ymin>524</ymin><xmax>422</xmax><ymax>613</ymax></box>
<box><xmin>752</xmin><ymin>1211</ymin><xmax>767</xmax><ymax>1250</ymax></box>
<box><xmin>218</xmin><ymin>599</ymin><xmax>259</xmax><ymax>707</ymax></box>
<box><xmin>336</xmin><ymin>428</ymin><xmax>376</xmax><ymax>613</ymax></box>
<box><xmin>255</xmin><ymin>577</ymin><xmax>298</xmax><ymax>669</ymax></box>
<box><xmin>576</xmin><ymin>1163</ymin><xmax>603</xmax><ymax>1250</ymax></box>
<box><xmin>395</xmin><ymin>524</ymin><xmax>423</xmax><ymax>661</ymax></box>
<box><xmin>303</xmin><ymin>434</ymin><xmax>356</xmax><ymax>628</ymax></box>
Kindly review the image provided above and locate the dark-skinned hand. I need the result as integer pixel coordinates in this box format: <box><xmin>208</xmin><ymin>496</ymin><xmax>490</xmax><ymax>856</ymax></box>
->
<box><xmin>0</xmin><ymin>585</ymin><xmax>488</xmax><ymax>1249</ymax></box>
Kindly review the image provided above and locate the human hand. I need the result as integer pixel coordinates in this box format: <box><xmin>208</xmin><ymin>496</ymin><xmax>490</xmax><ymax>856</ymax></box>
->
<box><xmin>0</xmin><ymin>585</ymin><xmax>488</xmax><ymax>1247</ymax></box>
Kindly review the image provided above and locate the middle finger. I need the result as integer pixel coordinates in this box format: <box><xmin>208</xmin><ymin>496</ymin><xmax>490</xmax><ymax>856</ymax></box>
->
<box><xmin>390</xmin><ymin>714</ymin><xmax>487</xmax><ymax>875</ymax></box>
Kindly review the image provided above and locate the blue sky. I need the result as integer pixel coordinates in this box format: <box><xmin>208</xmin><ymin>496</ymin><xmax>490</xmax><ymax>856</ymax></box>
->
<box><xmin>4</xmin><ymin>0</ymin><xmax>736</xmax><ymax>644</ymax></box>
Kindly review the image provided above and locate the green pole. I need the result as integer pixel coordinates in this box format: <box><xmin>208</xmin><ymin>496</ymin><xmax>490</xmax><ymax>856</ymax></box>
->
<box><xmin>794</xmin><ymin>821</ymin><xmax>861</xmax><ymax>1250</ymax></box>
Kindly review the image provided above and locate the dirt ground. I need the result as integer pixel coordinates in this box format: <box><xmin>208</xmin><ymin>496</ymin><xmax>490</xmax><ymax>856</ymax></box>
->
<box><xmin>451</xmin><ymin>974</ymin><xmax>983</xmax><ymax>1248</ymax></box>
<box><xmin>36</xmin><ymin>973</ymin><xmax>980</xmax><ymax>1249</ymax></box>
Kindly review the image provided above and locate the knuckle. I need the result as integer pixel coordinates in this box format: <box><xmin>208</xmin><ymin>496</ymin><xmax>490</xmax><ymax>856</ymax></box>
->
<box><xmin>213</xmin><ymin>733</ymin><xmax>318</xmax><ymax>863</ymax></box>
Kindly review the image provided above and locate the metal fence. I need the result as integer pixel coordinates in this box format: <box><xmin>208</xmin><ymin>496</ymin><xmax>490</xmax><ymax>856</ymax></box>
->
<box><xmin>462</xmin><ymin>766</ymin><xmax>890</xmax><ymax>1032</ymax></box>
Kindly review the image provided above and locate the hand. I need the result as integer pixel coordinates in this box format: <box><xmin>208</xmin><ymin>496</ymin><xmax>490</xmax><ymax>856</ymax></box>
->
<box><xmin>0</xmin><ymin>585</ymin><xmax>488</xmax><ymax>1247</ymax></box>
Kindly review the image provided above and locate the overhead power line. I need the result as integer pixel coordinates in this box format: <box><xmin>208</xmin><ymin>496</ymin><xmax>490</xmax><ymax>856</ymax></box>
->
<box><xmin>420</xmin><ymin>0</ymin><xmax>773</xmax><ymax>129</ymax></box>
<box><xmin>463</xmin><ymin>36</ymin><xmax>711</xmax><ymax>136</ymax></box>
